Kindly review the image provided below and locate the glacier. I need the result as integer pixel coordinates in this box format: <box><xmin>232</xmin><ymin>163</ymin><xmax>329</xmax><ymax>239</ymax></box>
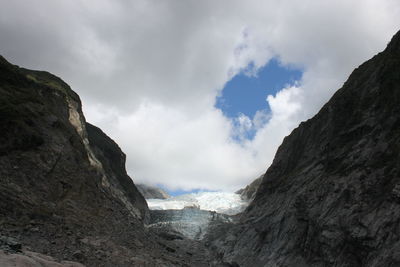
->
<box><xmin>146</xmin><ymin>191</ymin><xmax>248</xmax><ymax>215</ymax></box>
<box><xmin>146</xmin><ymin>192</ymin><xmax>248</xmax><ymax>239</ymax></box>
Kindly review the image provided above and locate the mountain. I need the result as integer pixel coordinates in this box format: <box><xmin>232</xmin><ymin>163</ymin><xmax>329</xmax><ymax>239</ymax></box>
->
<box><xmin>206</xmin><ymin>30</ymin><xmax>400</xmax><ymax>266</ymax></box>
<box><xmin>137</xmin><ymin>183</ymin><xmax>170</xmax><ymax>199</ymax></box>
<box><xmin>2</xmin><ymin>29</ymin><xmax>399</xmax><ymax>266</ymax></box>
<box><xmin>0</xmin><ymin>56</ymin><xmax>226</xmax><ymax>266</ymax></box>
<box><xmin>235</xmin><ymin>175</ymin><xmax>263</xmax><ymax>201</ymax></box>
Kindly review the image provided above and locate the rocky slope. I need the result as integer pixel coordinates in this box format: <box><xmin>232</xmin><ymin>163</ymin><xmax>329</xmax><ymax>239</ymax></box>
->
<box><xmin>137</xmin><ymin>183</ymin><xmax>170</xmax><ymax>199</ymax></box>
<box><xmin>0</xmin><ymin>248</ymin><xmax>84</xmax><ymax>267</ymax></box>
<box><xmin>0</xmin><ymin>56</ymin><xmax>228</xmax><ymax>266</ymax></box>
<box><xmin>206</xmin><ymin>31</ymin><xmax>400</xmax><ymax>266</ymax></box>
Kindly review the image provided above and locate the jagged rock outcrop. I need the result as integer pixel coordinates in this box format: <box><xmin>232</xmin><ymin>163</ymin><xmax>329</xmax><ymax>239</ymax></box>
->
<box><xmin>137</xmin><ymin>183</ymin><xmax>170</xmax><ymax>199</ymax></box>
<box><xmin>206</xmin><ymin>31</ymin><xmax>400</xmax><ymax>266</ymax></box>
<box><xmin>235</xmin><ymin>175</ymin><xmax>263</xmax><ymax>201</ymax></box>
<box><xmin>0</xmin><ymin>56</ymin><xmax>226</xmax><ymax>266</ymax></box>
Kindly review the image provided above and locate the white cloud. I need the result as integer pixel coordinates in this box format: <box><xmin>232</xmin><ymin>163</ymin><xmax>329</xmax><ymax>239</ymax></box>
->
<box><xmin>233</xmin><ymin>113</ymin><xmax>253</xmax><ymax>141</ymax></box>
<box><xmin>0</xmin><ymin>0</ymin><xmax>399</xmax><ymax>191</ymax></box>
<box><xmin>102</xmin><ymin>103</ymin><xmax>260</xmax><ymax>191</ymax></box>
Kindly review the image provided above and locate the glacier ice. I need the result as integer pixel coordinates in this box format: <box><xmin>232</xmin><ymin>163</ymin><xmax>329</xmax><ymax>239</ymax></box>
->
<box><xmin>146</xmin><ymin>192</ymin><xmax>248</xmax><ymax>215</ymax></box>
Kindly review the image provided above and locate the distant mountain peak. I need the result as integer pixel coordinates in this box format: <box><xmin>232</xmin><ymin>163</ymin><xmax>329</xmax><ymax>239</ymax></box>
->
<box><xmin>137</xmin><ymin>183</ymin><xmax>170</xmax><ymax>199</ymax></box>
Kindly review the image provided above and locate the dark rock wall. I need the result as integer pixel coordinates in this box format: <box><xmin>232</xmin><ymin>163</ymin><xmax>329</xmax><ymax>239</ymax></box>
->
<box><xmin>207</xmin><ymin>31</ymin><xmax>400</xmax><ymax>267</ymax></box>
<box><xmin>0</xmin><ymin>56</ymin><xmax>106</xmax><ymax>226</ymax></box>
<box><xmin>86</xmin><ymin>123</ymin><xmax>149</xmax><ymax>222</ymax></box>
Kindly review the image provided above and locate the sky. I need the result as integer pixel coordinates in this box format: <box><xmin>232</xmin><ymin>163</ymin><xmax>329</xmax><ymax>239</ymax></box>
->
<box><xmin>216</xmin><ymin>59</ymin><xmax>302</xmax><ymax>140</ymax></box>
<box><xmin>0</xmin><ymin>0</ymin><xmax>399</xmax><ymax>193</ymax></box>
<box><xmin>217</xmin><ymin>59</ymin><xmax>302</xmax><ymax>119</ymax></box>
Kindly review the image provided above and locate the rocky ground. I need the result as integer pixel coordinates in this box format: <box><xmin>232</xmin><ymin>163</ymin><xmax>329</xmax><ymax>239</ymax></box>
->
<box><xmin>0</xmin><ymin>236</ymin><xmax>84</xmax><ymax>267</ymax></box>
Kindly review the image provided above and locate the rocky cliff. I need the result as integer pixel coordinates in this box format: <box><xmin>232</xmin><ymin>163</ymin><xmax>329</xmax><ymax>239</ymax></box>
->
<box><xmin>0</xmin><ymin>56</ymin><xmax>226</xmax><ymax>266</ymax></box>
<box><xmin>86</xmin><ymin>123</ymin><xmax>150</xmax><ymax>222</ymax></box>
<box><xmin>206</xmin><ymin>31</ymin><xmax>400</xmax><ymax>266</ymax></box>
<box><xmin>137</xmin><ymin>183</ymin><xmax>170</xmax><ymax>199</ymax></box>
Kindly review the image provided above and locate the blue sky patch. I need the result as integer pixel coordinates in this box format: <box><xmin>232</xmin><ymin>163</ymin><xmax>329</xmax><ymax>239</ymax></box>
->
<box><xmin>216</xmin><ymin>58</ymin><xmax>302</xmax><ymax>120</ymax></box>
<box><xmin>159</xmin><ymin>185</ymin><xmax>216</xmax><ymax>197</ymax></box>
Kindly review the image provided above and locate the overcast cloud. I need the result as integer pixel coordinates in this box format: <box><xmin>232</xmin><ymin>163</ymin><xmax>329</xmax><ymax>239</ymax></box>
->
<box><xmin>1</xmin><ymin>0</ymin><xmax>399</xmax><ymax>191</ymax></box>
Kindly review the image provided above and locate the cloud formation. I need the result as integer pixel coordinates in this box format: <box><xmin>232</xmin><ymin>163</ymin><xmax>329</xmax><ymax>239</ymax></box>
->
<box><xmin>1</xmin><ymin>0</ymin><xmax>399</xmax><ymax>191</ymax></box>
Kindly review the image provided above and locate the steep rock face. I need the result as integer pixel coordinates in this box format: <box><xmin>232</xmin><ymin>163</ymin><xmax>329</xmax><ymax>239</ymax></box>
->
<box><xmin>86</xmin><ymin>123</ymin><xmax>149</xmax><ymax>222</ymax></box>
<box><xmin>0</xmin><ymin>56</ymin><xmax>220</xmax><ymax>266</ymax></box>
<box><xmin>207</xmin><ymin>31</ymin><xmax>400</xmax><ymax>266</ymax></box>
<box><xmin>137</xmin><ymin>183</ymin><xmax>170</xmax><ymax>199</ymax></box>
<box><xmin>0</xmin><ymin>56</ymin><xmax>150</xmax><ymax>265</ymax></box>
